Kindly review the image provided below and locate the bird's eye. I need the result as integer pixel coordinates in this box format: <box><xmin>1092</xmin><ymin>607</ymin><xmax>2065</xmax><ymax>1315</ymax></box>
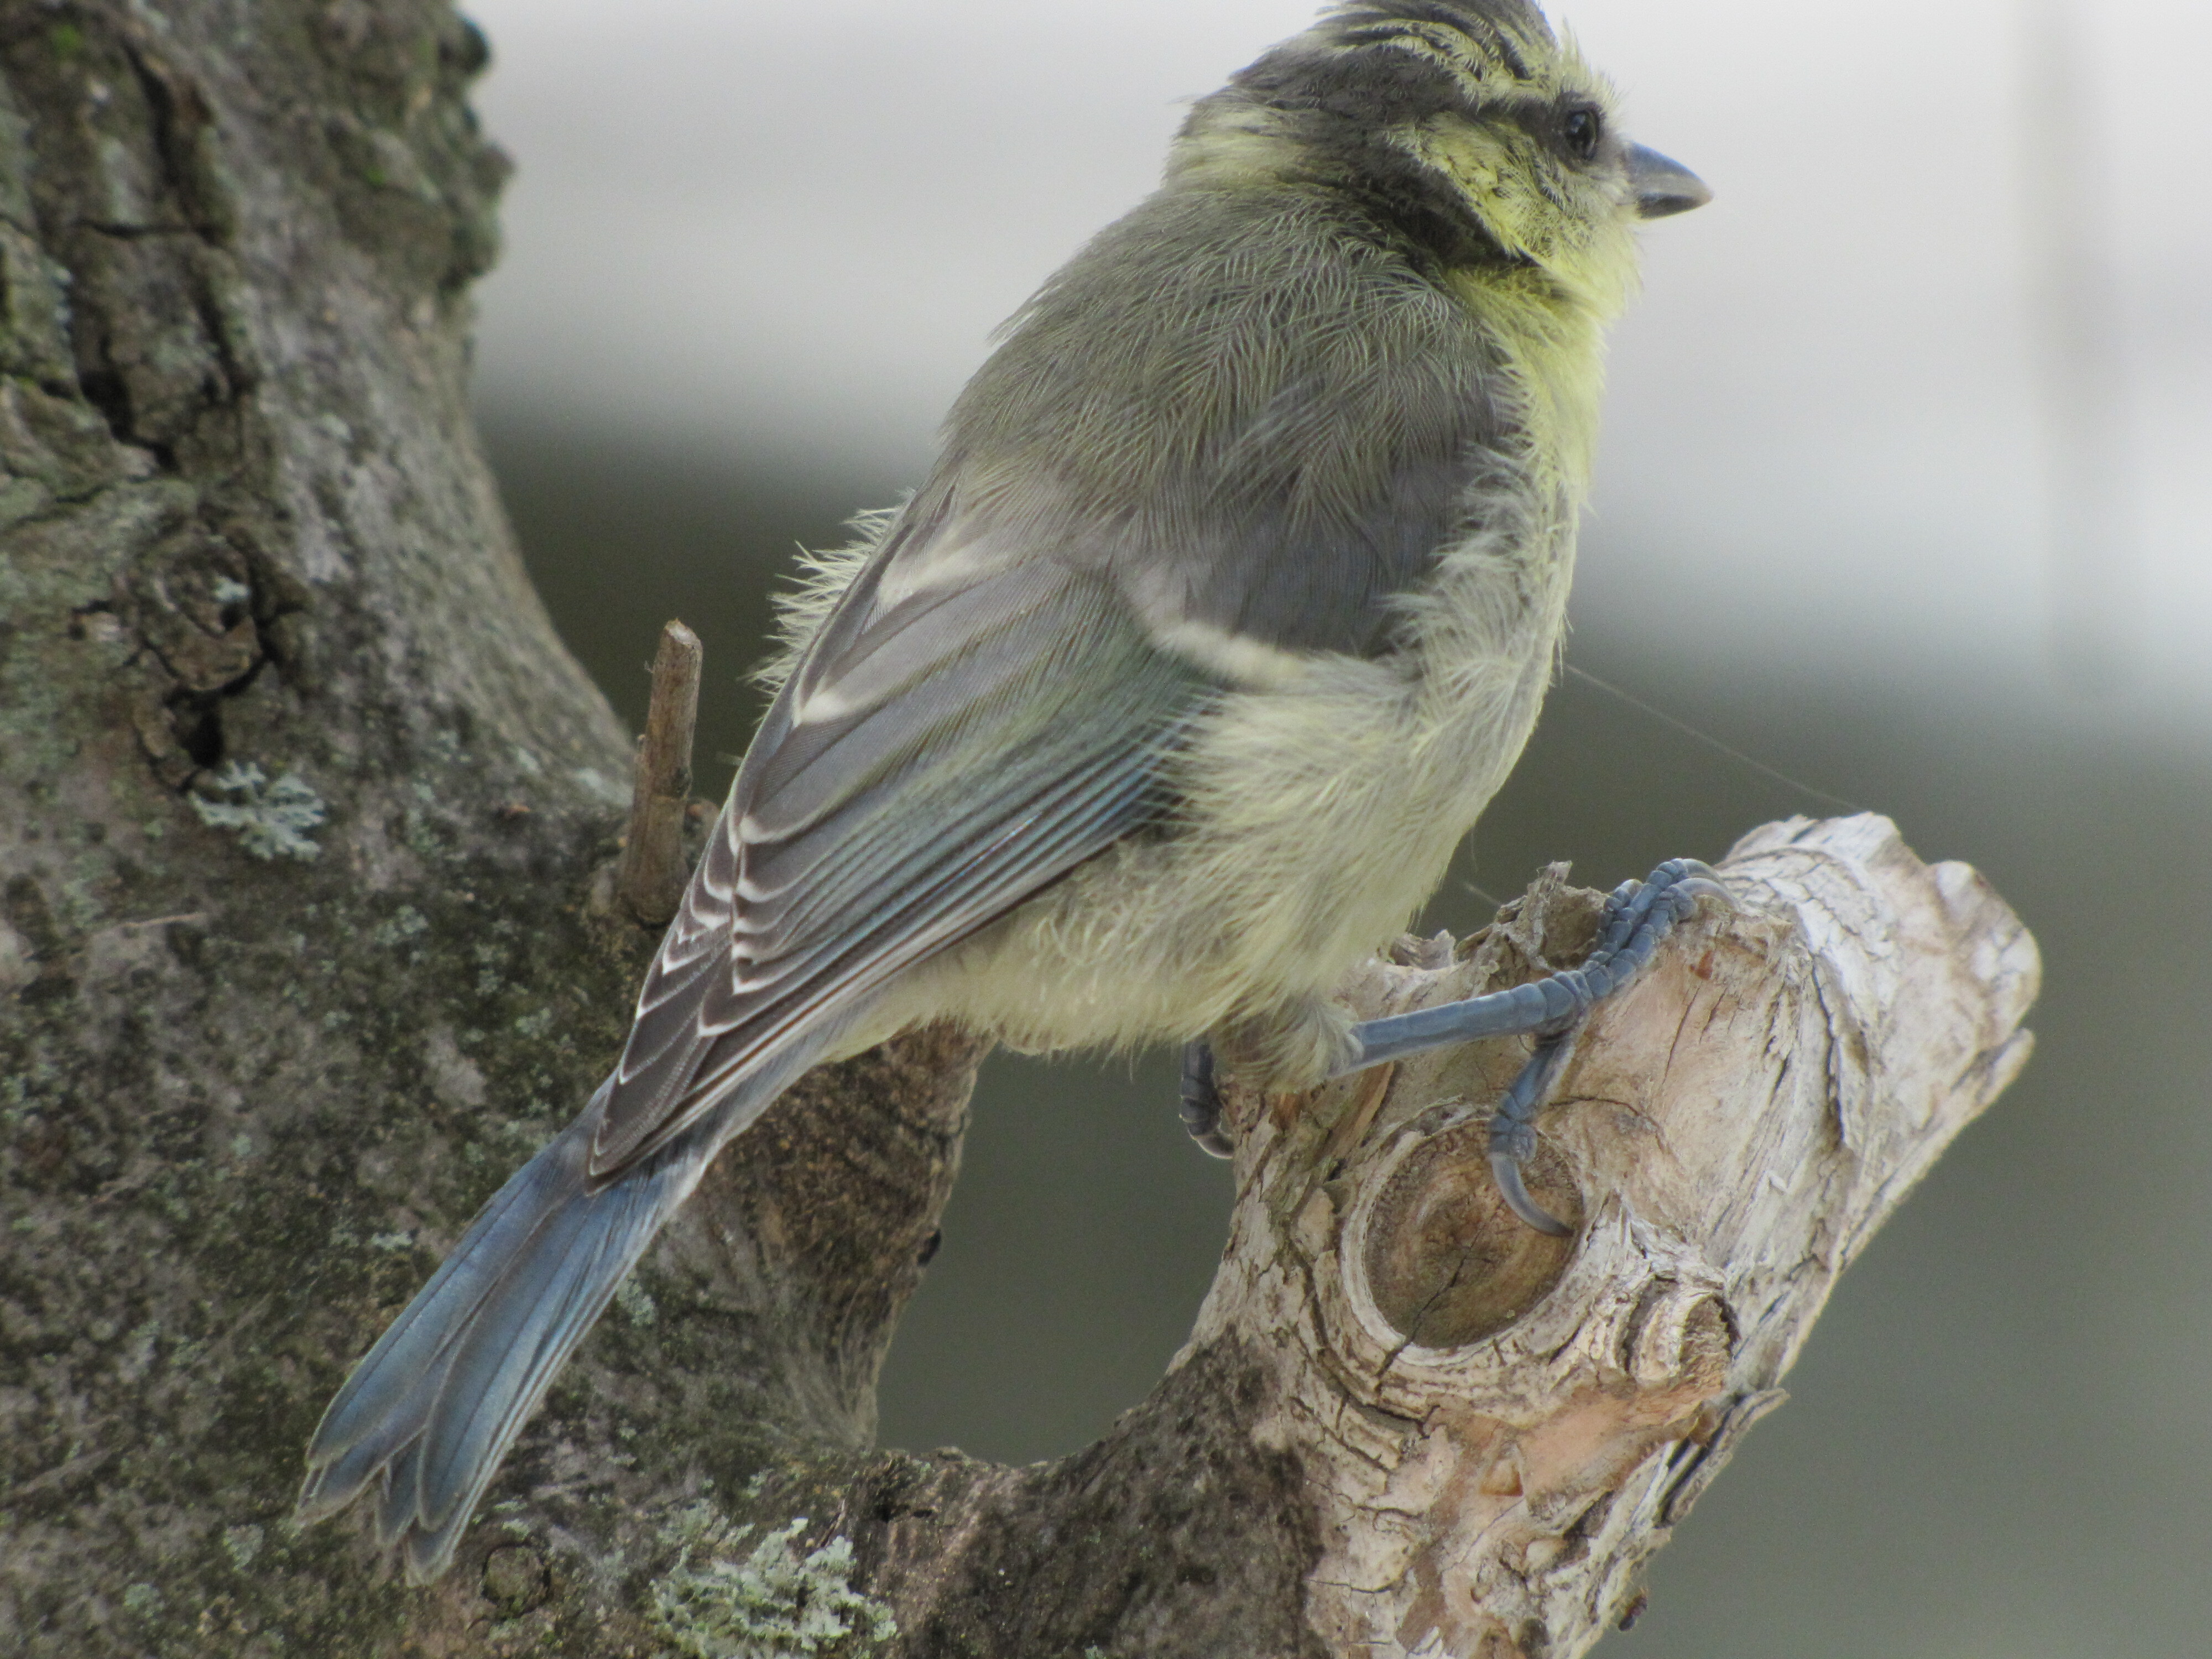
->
<box><xmin>1563</xmin><ymin>106</ymin><xmax>1603</xmax><ymax>161</ymax></box>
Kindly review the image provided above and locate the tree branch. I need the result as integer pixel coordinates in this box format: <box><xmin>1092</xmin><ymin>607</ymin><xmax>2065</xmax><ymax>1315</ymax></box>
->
<box><xmin>1188</xmin><ymin>812</ymin><xmax>2039</xmax><ymax>1657</ymax></box>
<box><xmin>392</xmin><ymin>813</ymin><xmax>2035</xmax><ymax>1659</ymax></box>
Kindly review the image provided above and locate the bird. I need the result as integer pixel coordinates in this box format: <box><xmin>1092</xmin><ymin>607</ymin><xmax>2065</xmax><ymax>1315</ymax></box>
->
<box><xmin>299</xmin><ymin>0</ymin><xmax>1712</xmax><ymax>1582</ymax></box>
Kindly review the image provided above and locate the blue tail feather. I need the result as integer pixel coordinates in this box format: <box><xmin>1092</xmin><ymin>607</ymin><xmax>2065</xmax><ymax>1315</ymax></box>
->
<box><xmin>299</xmin><ymin>1034</ymin><xmax>833</xmax><ymax>1582</ymax></box>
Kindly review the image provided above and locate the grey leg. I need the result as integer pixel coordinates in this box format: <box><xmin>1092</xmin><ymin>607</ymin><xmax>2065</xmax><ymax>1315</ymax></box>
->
<box><xmin>1178</xmin><ymin>1039</ymin><xmax>1234</xmax><ymax>1159</ymax></box>
<box><xmin>1334</xmin><ymin>859</ymin><xmax>1730</xmax><ymax>1232</ymax></box>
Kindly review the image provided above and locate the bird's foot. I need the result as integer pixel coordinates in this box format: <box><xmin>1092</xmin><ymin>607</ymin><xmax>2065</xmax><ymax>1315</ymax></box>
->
<box><xmin>1337</xmin><ymin>858</ymin><xmax>1733</xmax><ymax>1233</ymax></box>
<box><xmin>1178</xmin><ymin>1039</ymin><xmax>1234</xmax><ymax>1159</ymax></box>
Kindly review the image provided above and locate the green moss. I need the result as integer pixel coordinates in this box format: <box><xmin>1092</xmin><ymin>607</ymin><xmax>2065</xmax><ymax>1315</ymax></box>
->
<box><xmin>614</xmin><ymin>1276</ymin><xmax>658</xmax><ymax>1327</ymax></box>
<box><xmin>369</xmin><ymin>906</ymin><xmax>429</xmax><ymax>947</ymax></box>
<box><xmin>489</xmin><ymin>1498</ymin><xmax>535</xmax><ymax>1540</ymax></box>
<box><xmin>0</xmin><ymin>477</ymin><xmax>49</xmax><ymax>529</ymax></box>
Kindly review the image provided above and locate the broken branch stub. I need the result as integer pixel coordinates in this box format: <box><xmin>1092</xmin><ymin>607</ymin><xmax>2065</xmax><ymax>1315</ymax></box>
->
<box><xmin>615</xmin><ymin>619</ymin><xmax>704</xmax><ymax>927</ymax></box>
<box><xmin>1197</xmin><ymin>813</ymin><xmax>2037</xmax><ymax>1658</ymax></box>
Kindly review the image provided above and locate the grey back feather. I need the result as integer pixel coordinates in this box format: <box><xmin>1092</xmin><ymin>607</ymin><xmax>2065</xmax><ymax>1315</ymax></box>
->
<box><xmin>947</xmin><ymin>186</ymin><xmax>1516</xmax><ymax>655</ymax></box>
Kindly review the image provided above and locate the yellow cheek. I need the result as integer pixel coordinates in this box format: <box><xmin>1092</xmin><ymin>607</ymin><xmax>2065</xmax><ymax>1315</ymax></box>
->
<box><xmin>1415</xmin><ymin>126</ymin><xmax>1641</xmax><ymax>322</ymax></box>
<box><xmin>1417</xmin><ymin>126</ymin><xmax>1556</xmax><ymax>263</ymax></box>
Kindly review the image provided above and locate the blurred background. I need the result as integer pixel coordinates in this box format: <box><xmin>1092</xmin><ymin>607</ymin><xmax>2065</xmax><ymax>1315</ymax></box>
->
<box><xmin>458</xmin><ymin>2</ymin><xmax>2210</xmax><ymax>1652</ymax></box>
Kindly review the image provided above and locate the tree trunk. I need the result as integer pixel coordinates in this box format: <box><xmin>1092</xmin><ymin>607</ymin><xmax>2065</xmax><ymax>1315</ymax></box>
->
<box><xmin>0</xmin><ymin>4</ymin><xmax>2039</xmax><ymax>1656</ymax></box>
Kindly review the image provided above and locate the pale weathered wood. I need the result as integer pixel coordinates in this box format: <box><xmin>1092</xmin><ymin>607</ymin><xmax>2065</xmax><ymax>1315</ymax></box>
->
<box><xmin>1170</xmin><ymin>812</ymin><xmax>2039</xmax><ymax>1658</ymax></box>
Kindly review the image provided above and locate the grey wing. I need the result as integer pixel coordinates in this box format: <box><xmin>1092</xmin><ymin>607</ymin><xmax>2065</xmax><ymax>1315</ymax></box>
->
<box><xmin>586</xmin><ymin>504</ymin><xmax>1210</xmax><ymax>1178</ymax></box>
<box><xmin>1135</xmin><ymin>363</ymin><xmax>1511</xmax><ymax>658</ymax></box>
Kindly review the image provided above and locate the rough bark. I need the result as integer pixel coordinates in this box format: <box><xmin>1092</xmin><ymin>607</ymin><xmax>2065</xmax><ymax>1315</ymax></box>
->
<box><xmin>0</xmin><ymin>4</ymin><xmax>2040</xmax><ymax>1657</ymax></box>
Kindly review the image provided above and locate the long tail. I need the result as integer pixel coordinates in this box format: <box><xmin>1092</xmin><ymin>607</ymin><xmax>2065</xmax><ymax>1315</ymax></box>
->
<box><xmin>298</xmin><ymin>1046</ymin><xmax>822</xmax><ymax>1580</ymax></box>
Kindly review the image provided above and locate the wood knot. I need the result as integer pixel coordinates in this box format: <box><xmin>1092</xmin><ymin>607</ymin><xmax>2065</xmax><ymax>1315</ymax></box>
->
<box><xmin>482</xmin><ymin>1543</ymin><xmax>549</xmax><ymax>1615</ymax></box>
<box><xmin>1624</xmin><ymin>1283</ymin><xmax>1735</xmax><ymax>1392</ymax></box>
<box><xmin>1359</xmin><ymin>1121</ymin><xmax>1578</xmax><ymax>1348</ymax></box>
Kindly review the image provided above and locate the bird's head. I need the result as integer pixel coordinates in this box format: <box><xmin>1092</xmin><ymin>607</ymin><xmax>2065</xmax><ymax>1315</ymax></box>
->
<box><xmin>1172</xmin><ymin>1</ymin><xmax>1708</xmax><ymax>316</ymax></box>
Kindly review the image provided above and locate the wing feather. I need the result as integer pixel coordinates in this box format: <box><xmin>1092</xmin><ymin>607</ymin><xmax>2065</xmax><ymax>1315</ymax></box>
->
<box><xmin>587</xmin><ymin>525</ymin><xmax>1204</xmax><ymax>1177</ymax></box>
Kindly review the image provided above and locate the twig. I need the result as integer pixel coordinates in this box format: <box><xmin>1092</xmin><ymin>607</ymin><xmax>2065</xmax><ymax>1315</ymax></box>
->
<box><xmin>614</xmin><ymin>620</ymin><xmax>703</xmax><ymax>927</ymax></box>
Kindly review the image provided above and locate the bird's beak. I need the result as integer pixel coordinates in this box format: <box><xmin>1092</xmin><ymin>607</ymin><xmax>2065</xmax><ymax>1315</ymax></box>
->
<box><xmin>1626</xmin><ymin>144</ymin><xmax>1711</xmax><ymax>219</ymax></box>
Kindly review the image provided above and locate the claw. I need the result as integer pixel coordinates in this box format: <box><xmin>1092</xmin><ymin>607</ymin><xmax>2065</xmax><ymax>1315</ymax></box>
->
<box><xmin>1486</xmin><ymin>1030</ymin><xmax>1574</xmax><ymax>1233</ymax></box>
<box><xmin>1672</xmin><ymin>875</ymin><xmax>1736</xmax><ymax>912</ymax></box>
<box><xmin>1178</xmin><ymin>1040</ymin><xmax>1234</xmax><ymax>1159</ymax></box>
<box><xmin>1488</xmin><ymin>1144</ymin><xmax>1571</xmax><ymax>1236</ymax></box>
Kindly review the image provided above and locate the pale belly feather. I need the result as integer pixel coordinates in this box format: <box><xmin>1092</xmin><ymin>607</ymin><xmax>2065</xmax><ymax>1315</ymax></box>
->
<box><xmin>859</xmin><ymin>505</ymin><xmax>1577</xmax><ymax>1086</ymax></box>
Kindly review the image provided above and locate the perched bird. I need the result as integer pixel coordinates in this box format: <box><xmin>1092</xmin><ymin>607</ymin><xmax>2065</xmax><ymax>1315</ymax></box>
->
<box><xmin>301</xmin><ymin>0</ymin><xmax>1712</xmax><ymax>1580</ymax></box>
